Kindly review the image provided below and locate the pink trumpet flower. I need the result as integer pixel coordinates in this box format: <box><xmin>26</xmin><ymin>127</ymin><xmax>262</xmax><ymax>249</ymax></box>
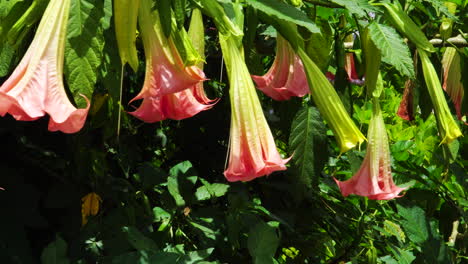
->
<box><xmin>442</xmin><ymin>47</ymin><xmax>465</xmax><ymax>122</ymax></box>
<box><xmin>0</xmin><ymin>0</ymin><xmax>89</xmax><ymax>133</ymax></box>
<box><xmin>129</xmin><ymin>1</ymin><xmax>209</xmax><ymax>122</ymax></box>
<box><xmin>220</xmin><ymin>34</ymin><xmax>289</xmax><ymax>182</ymax></box>
<box><xmin>345</xmin><ymin>53</ymin><xmax>363</xmax><ymax>85</ymax></box>
<box><xmin>251</xmin><ymin>35</ymin><xmax>309</xmax><ymax>101</ymax></box>
<box><xmin>335</xmin><ymin>100</ymin><xmax>405</xmax><ymax>200</ymax></box>
<box><xmin>130</xmin><ymin>87</ymin><xmax>215</xmax><ymax>122</ymax></box>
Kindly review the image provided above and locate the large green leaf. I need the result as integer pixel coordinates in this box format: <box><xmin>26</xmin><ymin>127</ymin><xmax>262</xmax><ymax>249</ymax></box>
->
<box><xmin>368</xmin><ymin>22</ymin><xmax>415</xmax><ymax>78</ymax></box>
<box><xmin>288</xmin><ymin>106</ymin><xmax>328</xmax><ymax>188</ymax></box>
<box><xmin>40</xmin><ymin>236</ymin><xmax>70</xmax><ymax>264</ymax></box>
<box><xmin>248</xmin><ymin>221</ymin><xmax>280</xmax><ymax>264</ymax></box>
<box><xmin>122</xmin><ymin>226</ymin><xmax>159</xmax><ymax>252</ymax></box>
<box><xmin>64</xmin><ymin>0</ymin><xmax>111</xmax><ymax>108</ymax></box>
<box><xmin>330</xmin><ymin>0</ymin><xmax>379</xmax><ymax>17</ymax></box>
<box><xmin>246</xmin><ymin>0</ymin><xmax>319</xmax><ymax>33</ymax></box>
<box><xmin>397</xmin><ymin>204</ymin><xmax>429</xmax><ymax>244</ymax></box>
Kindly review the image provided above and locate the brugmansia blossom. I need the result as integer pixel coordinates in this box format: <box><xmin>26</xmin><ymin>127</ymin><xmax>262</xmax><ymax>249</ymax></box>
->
<box><xmin>442</xmin><ymin>47</ymin><xmax>465</xmax><ymax>122</ymax></box>
<box><xmin>0</xmin><ymin>0</ymin><xmax>89</xmax><ymax>133</ymax></box>
<box><xmin>129</xmin><ymin>0</ymin><xmax>211</xmax><ymax>122</ymax></box>
<box><xmin>397</xmin><ymin>79</ymin><xmax>415</xmax><ymax>121</ymax></box>
<box><xmin>345</xmin><ymin>53</ymin><xmax>364</xmax><ymax>85</ymax></box>
<box><xmin>251</xmin><ymin>35</ymin><xmax>309</xmax><ymax>100</ymax></box>
<box><xmin>419</xmin><ymin>49</ymin><xmax>462</xmax><ymax>144</ymax></box>
<box><xmin>220</xmin><ymin>34</ymin><xmax>289</xmax><ymax>182</ymax></box>
<box><xmin>335</xmin><ymin>99</ymin><xmax>406</xmax><ymax>200</ymax></box>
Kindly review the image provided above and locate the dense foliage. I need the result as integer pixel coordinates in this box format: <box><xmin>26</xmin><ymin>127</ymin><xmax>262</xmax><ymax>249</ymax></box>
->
<box><xmin>0</xmin><ymin>0</ymin><xmax>467</xmax><ymax>263</ymax></box>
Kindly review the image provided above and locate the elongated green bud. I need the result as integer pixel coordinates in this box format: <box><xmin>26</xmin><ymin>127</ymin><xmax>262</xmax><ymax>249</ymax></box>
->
<box><xmin>188</xmin><ymin>8</ymin><xmax>205</xmax><ymax>68</ymax></box>
<box><xmin>419</xmin><ymin>49</ymin><xmax>462</xmax><ymax>144</ymax></box>
<box><xmin>297</xmin><ymin>48</ymin><xmax>366</xmax><ymax>153</ymax></box>
<box><xmin>170</xmin><ymin>15</ymin><xmax>203</xmax><ymax>66</ymax></box>
<box><xmin>381</xmin><ymin>3</ymin><xmax>435</xmax><ymax>52</ymax></box>
<box><xmin>440</xmin><ymin>2</ymin><xmax>457</xmax><ymax>41</ymax></box>
<box><xmin>114</xmin><ymin>0</ymin><xmax>140</xmax><ymax>72</ymax></box>
<box><xmin>6</xmin><ymin>0</ymin><xmax>48</xmax><ymax>46</ymax></box>
<box><xmin>362</xmin><ymin>25</ymin><xmax>381</xmax><ymax>97</ymax></box>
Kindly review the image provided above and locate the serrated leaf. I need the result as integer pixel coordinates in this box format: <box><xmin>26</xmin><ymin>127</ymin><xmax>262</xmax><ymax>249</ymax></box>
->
<box><xmin>288</xmin><ymin>106</ymin><xmax>328</xmax><ymax>188</ymax></box>
<box><xmin>368</xmin><ymin>22</ymin><xmax>415</xmax><ymax>78</ymax></box>
<box><xmin>246</xmin><ymin>0</ymin><xmax>319</xmax><ymax>33</ymax></box>
<box><xmin>421</xmin><ymin>0</ymin><xmax>458</xmax><ymax>20</ymax></box>
<box><xmin>397</xmin><ymin>204</ymin><xmax>428</xmax><ymax>245</ymax></box>
<box><xmin>65</xmin><ymin>0</ymin><xmax>110</xmax><ymax>107</ymax></box>
<box><xmin>330</xmin><ymin>0</ymin><xmax>379</xmax><ymax>17</ymax></box>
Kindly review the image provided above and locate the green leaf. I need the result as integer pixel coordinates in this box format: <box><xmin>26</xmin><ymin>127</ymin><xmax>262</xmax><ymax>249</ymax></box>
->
<box><xmin>40</xmin><ymin>236</ymin><xmax>70</xmax><ymax>264</ymax></box>
<box><xmin>368</xmin><ymin>22</ymin><xmax>415</xmax><ymax>78</ymax></box>
<box><xmin>178</xmin><ymin>248</ymin><xmax>214</xmax><ymax>264</ymax></box>
<box><xmin>246</xmin><ymin>0</ymin><xmax>319</xmax><ymax>33</ymax></box>
<box><xmin>122</xmin><ymin>226</ymin><xmax>159</xmax><ymax>252</ymax></box>
<box><xmin>420</xmin><ymin>0</ymin><xmax>458</xmax><ymax>20</ymax></box>
<box><xmin>248</xmin><ymin>221</ymin><xmax>280</xmax><ymax>264</ymax></box>
<box><xmin>288</xmin><ymin>106</ymin><xmax>328</xmax><ymax>188</ymax></box>
<box><xmin>0</xmin><ymin>42</ymin><xmax>15</xmax><ymax>77</ymax></box>
<box><xmin>397</xmin><ymin>204</ymin><xmax>428</xmax><ymax>245</ymax></box>
<box><xmin>65</xmin><ymin>0</ymin><xmax>111</xmax><ymax>107</ymax></box>
<box><xmin>167</xmin><ymin>161</ymin><xmax>198</xmax><ymax>207</ymax></box>
<box><xmin>329</xmin><ymin>0</ymin><xmax>379</xmax><ymax>17</ymax></box>
<box><xmin>111</xmin><ymin>251</ymin><xmax>180</xmax><ymax>264</ymax></box>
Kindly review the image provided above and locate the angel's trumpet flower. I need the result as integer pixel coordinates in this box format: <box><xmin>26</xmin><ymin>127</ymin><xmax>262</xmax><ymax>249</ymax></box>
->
<box><xmin>297</xmin><ymin>48</ymin><xmax>366</xmax><ymax>153</ymax></box>
<box><xmin>129</xmin><ymin>0</ymin><xmax>210</xmax><ymax>122</ymax></box>
<box><xmin>442</xmin><ymin>47</ymin><xmax>465</xmax><ymax>121</ymax></box>
<box><xmin>220</xmin><ymin>34</ymin><xmax>289</xmax><ymax>182</ymax></box>
<box><xmin>335</xmin><ymin>99</ymin><xmax>406</xmax><ymax>200</ymax></box>
<box><xmin>0</xmin><ymin>0</ymin><xmax>89</xmax><ymax>133</ymax></box>
<box><xmin>251</xmin><ymin>35</ymin><xmax>309</xmax><ymax>101</ymax></box>
<box><xmin>419</xmin><ymin>49</ymin><xmax>462</xmax><ymax>144</ymax></box>
<box><xmin>345</xmin><ymin>53</ymin><xmax>363</xmax><ymax>85</ymax></box>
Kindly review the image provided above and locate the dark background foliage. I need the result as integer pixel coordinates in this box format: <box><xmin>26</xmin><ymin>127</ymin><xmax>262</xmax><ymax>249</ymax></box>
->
<box><xmin>0</xmin><ymin>0</ymin><xmax>467</xmax><ymax>263</ymax></box>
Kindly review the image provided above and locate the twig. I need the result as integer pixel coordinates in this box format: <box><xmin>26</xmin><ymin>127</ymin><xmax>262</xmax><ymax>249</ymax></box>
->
<box><xmin>344</xmin><ymin>35</ymin><xmax>468</xmax><ymax>49</ymax></box>
<box><xmin>430</xmin><ymin>35</ymin><xmax>468</xmax><ymax>47</ymax></box>
<box><xmin>448</xmin><ymin>220</ymin><xmax>459</xmax><ymax>246</ymax></box>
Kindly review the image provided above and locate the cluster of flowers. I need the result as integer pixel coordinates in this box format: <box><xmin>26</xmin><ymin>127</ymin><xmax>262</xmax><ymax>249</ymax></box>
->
<box><xmin>0</xmin><ymin>0</ymin><xmax>463</xmax><ymax>200</ymax></box>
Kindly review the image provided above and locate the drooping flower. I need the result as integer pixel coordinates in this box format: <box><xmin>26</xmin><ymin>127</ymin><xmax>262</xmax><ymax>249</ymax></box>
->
<box><xmin>297</xmin><ymin>48</ymin><xmax>366</xmax><ymax>153</ymax></box>
<box><xmin>0</xmin><ymin>0</ymin><xmax>89</xmax><ymax>133</ymax></box>
<box><xmin>251</xmin><ymin>34</ymin><xmax>309</xmax><ymax>101</ymax></box>
<box><xmin>397</xmin><ymin>79</ymin><xmax>415</xmax><ymax>121</ymax></box>
<box><xmin>345</xmin><ymin>53</ymin><xmax>364</xmax><ymax>85</ymax></box>
<box><xmin>220</xmin><ymin>34</ymin><xmax>289</xmax><ymax>182</ymax></box>
<box><xmin>335</xmin><ymin>99</ymin><xmax>406</xmax><ymax>200</ymax></box>
<box><xmin>129</xmin><ymin>0</ymin><xmax>211</xmax><ymax>122</ymax></box>
<box><xmin>442</xmin><ymin>47</ymin><xmax>465</xmax><ymax>122</ymax></box>
<box><xmin>419</xmin><ymin>49</ymin><xmax>462</xmax><ymax>144</ymax></box>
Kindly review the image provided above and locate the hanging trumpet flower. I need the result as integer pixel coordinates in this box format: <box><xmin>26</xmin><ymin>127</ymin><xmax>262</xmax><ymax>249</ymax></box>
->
<box><xmin>251</xmin><ymin>34</ymin><xmax>309</xmax><ymax>101</ymax></box>
<box><xmin>220</xmin><ymin>34</ymin><xmax>289</xmax><ymax>182</ymax></box>
<box><xmin>0</xmin><ymin>0</ymin><xmax>89</xmax><ymax>133</ymax></box>
<box><xmin>129</xmin><ymin>0</ymin><xmax>211</xmax><ymax>122</ymax></box>
<box><xmin>335</xmin><ymin>98</ymin><xmax>406</xmax><ymax>200</ymax></box>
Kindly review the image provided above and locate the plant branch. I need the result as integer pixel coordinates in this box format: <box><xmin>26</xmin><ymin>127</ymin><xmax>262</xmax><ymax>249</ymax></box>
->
<box><xmin>430</xmin><ymin>35</ymin><xmax>468</xmax><ymax>47</ymax></box>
